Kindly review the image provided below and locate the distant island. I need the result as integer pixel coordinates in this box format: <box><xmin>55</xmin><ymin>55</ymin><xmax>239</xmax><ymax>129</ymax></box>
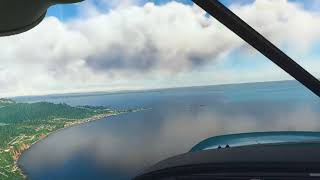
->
<box><xmin>0</xmin><ymin>98</ymin><xmax>137</xmax><ymax>179</ymax></box>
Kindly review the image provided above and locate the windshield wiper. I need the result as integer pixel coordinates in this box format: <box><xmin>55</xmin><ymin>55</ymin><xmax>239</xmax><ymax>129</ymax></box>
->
<box><xmin>193</xmin><ymin>0</ymin><xmax>320</xmax><ymax>98</ymax></box>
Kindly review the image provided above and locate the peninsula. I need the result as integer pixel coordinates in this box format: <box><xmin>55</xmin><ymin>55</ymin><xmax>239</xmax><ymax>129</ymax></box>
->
<box><xmin>0</xmin><ymin>98</ymin><xmax>129</xmax><ymax>179</ymax></box>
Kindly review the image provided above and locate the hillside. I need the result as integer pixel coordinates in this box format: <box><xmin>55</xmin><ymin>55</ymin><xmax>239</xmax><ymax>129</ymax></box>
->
<box><xmin>0</xmin><ymin>100</ymin><xmax>117</xmax><ymax>179</ymax></box>
<box><xmin>0</xmin><ymin>98</ymin><xmax>16</xmax><ymax>108</ymax></box>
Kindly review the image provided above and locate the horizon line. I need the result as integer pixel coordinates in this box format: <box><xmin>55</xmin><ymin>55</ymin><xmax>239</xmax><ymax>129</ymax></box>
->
<box><xmin>7</xmin><ymin>79</ymin><xmax>300</xmax><ymax>99</ymax></box>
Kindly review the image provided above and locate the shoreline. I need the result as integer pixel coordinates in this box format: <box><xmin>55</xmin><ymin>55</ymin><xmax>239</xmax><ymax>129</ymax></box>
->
<box><xmin>15</xmin><ymin>112</ymin><xmax>119</xmax><ymax>179</ymax></box>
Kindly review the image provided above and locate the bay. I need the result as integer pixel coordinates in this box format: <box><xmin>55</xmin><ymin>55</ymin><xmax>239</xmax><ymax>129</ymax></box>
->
<box><xmin>17</xmin><ymin>81</ymin><xmax>320</xmax><ymax>179</ymax></box>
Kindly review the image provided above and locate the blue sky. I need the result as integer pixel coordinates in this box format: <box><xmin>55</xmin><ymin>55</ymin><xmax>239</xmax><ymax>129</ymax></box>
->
<box><xmin>1</xmin><ymin>0</ymin><xmax>320</xmax><ymax>97</ymax></box>
<box><xmin>48</xmin><ymin>0</ymin><xmax>320</xmax><ymax>19</ymax></box>
<box><xmin>31</xmin><ymin>0</ymin><xmax>320</xmax><ymax>93</ymax></box>
<box><xmin>46</xmin><ymin>0</ymin><xmax>259</xmax><ymax>20</ymax></box>
<box><xmin>47</xmin><ymin>1</ymin><xmax>317</xmax><ymax>63</ymax></box>
<box><xmin>46</xmin><ymin>1</ymin><xmax>320</xmax><ymax>74</ymax></box>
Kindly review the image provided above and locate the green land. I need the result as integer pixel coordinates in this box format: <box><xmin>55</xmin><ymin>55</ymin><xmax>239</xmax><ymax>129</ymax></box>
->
<box><xmin>0</xmin><ymin>98</ymin><xmax>128</xmax><ymax>179</ymax></box>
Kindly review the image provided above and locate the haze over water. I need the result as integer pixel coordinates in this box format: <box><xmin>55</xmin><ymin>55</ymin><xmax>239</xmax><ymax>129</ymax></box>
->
<box><xmin>17</xmin><ymin>81</ymin><xmax>320</xmax><ymax>180</ymax></box>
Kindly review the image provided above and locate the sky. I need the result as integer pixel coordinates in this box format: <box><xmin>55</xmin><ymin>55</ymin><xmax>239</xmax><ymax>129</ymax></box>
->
<box><xmin>1</xmin><ymin>0</ymin><xmax>320</xmax><ymax>97</ymax></box>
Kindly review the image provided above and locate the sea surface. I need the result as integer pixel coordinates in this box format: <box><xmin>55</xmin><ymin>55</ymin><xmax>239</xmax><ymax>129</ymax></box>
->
<box><xmin>16</xmin><ymin>81</ymin><xmax>320</xmax><ymax>180</ymax></box>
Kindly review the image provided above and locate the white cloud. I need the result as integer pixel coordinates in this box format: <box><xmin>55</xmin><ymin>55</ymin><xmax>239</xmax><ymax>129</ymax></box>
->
<box><xmin>231</xmin><ymin>0</ymin><xmax>320</xmax><ymax>49</ymax></box>
<box><xmin>0</xmin><ymin>0</ymin><xmax>320</xmax><ymax>97</ymax></box>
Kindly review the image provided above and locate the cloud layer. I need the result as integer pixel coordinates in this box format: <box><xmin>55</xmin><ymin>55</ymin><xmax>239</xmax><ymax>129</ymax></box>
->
<box><xmin>1</xmin><ymin>0</ymin><xmax>320</xmax><ymax>96</ymax></box>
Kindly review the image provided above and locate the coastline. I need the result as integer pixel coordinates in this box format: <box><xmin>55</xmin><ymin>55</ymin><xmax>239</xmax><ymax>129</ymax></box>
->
<box><xmin>15</xmin><ymin>112</ymin><xmax>118</xmax><ymax>179</ymax></box>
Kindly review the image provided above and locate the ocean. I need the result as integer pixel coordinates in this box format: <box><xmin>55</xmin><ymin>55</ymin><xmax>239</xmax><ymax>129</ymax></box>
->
<box><xmin>16</xmin><ymin>80</ymin><xmax>320</xmax><ymax>180</ymax></box>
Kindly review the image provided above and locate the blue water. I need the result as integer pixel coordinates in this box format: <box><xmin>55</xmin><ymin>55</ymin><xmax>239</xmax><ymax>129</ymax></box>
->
<box><xmin>17</xmin><ymin>81</ymin><xmax>320</xmax><ymax>180</ymax></box>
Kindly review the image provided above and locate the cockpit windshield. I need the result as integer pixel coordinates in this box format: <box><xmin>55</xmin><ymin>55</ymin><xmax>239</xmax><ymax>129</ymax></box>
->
<box><xmin>0</xmin><ymin>0</ymin><xmax>319</xmax><ymax>180</ymax></box>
